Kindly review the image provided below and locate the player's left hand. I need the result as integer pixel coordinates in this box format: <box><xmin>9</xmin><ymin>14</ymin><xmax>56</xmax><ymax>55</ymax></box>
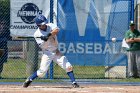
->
<box><xmin>40</xmin><ymin>33</ymin><xmax>52</xmax><ymax>41</ymax></box>
<box><xmin>40</xmin><ymin>36</ymin><xmax>49</xmax><ymax>41</ymax></box>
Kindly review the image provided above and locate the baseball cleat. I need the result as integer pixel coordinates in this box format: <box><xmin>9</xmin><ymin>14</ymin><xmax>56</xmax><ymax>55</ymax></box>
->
<box><xmin>23</xmin><ymin>79</ymin><xmax>32</xmax><ymax>88</ymax></box>
<box><xmin>72</xmin><ymin>82</ymin><xmax>79</xmax><ymax>88</ymax></box>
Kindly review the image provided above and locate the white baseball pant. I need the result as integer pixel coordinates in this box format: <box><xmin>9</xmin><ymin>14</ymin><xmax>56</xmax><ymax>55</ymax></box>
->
<box><xmin>37</xmin><ymin>49</ymin><xmax>73</xmax><ymax>77</ymax></box>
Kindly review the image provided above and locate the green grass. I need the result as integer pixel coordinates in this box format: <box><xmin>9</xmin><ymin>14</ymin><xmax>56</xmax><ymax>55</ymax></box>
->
<box><xmin>54</xmin><ymin>64</ymin><xmax>105</xmax><ymax>79</ymax></box>
<box><xmin>2</xmin><ymin>59</ymin><xmax>27</xmax><ymax>78</ymax></box>
<box><xmin>2</xmin><ymin>59</ymin><xmax>105</xmax><ymax>79</ymax></box>
<box><xmin>1</xmin><ymin>58</ymin><xmax>140</xmax><ymax>83</ymax></box>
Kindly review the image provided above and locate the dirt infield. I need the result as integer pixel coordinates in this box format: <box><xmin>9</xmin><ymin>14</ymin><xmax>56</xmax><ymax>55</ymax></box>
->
<box><xmin>0</xmin><ymin>84</ymin><xmax>140</xmax><ymax>93</ymax></box>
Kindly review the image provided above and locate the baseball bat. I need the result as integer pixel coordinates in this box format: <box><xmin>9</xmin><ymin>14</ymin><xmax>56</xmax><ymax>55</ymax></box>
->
<box><xmin>17</xmin><ymin>36</ymin><xmax>41</xmax><ymax>38</ymax></box>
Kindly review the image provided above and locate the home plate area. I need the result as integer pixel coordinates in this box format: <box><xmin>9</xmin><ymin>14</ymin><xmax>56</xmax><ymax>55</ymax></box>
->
<box><xmin>0</xmin><ymin>84</ymin><xmax>140</xmax><ymax>93</ymax></box>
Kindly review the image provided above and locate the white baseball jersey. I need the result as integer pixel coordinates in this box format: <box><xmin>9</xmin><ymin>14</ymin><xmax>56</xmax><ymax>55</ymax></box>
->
<box><xmin>34</xmin><ymin>23</ymin><xmax>72</xmax><ymax>77</ymax></box>
<box><xmin>34</xmin><ymin>23</ymin><xmax>59</xmax><ymax>52</ymax></box>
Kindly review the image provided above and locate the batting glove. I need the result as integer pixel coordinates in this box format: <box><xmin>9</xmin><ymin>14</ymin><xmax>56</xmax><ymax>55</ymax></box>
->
<box><xmin>40</xmin><ymin>33</ymin><xmax>52</xmax><ymax>41</ymax></box>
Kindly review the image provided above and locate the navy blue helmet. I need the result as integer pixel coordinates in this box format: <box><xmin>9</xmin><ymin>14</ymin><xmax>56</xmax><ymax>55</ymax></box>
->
<box><xmin>35</xmin><ymin>14</ymin><xmax>48</xmax><ymax>25</ymax></box>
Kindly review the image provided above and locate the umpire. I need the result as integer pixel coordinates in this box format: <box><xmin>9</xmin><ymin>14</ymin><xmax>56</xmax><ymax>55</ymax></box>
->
<box><xmin>125</xmin><ymin>22</ymin><xmax>140</xmax><ymax>78</ymax></box>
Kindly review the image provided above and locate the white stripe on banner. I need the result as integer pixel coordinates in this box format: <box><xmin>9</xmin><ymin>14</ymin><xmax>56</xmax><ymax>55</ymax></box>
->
<box><xmin>73</xmin><ymin>0</ymin><xmax>91</xmax><ymax>36</ymax></box>
<box><xmin>10</xmin><ymin>0</ymin><xmax>57</xmax><ymax>37</ymax></box>
<box><xmin>73</xmin><ymin>0</ymin><xmax>112</xmax><ymax>37</ymax></box>
<box><xmin>93</xmin><ymin>0</ymin><xmax>112</xmax><ymax>37</ymax></box>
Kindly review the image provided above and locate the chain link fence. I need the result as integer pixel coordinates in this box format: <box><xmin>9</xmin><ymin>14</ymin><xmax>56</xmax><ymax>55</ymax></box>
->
<box><xmin>0</xmin><ymin>0</ymin><xmax>11</xmax><ymax>78</ymax></box>
<box><xmin>0</xmin><ymin>0</ymin><xmax>133</xmax><ymax>80</ymax></box>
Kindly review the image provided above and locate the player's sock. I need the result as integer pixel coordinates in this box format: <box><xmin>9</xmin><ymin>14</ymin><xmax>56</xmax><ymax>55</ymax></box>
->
<box><xmin>29</xmin><ymin>71</ymin><xmax>38</xmax><ymax>80</ymax></box>
<box><xmin>67</xmin><ymin>71</ymin><xmax>75</xmax><ymax>83</ymax></box>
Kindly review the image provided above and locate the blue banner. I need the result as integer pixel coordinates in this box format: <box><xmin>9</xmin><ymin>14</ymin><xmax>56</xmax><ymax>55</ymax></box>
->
<box><xmin>57</xmin><ymin>0</ymin><xmax>130</xmax><ymax>66</ymax></box>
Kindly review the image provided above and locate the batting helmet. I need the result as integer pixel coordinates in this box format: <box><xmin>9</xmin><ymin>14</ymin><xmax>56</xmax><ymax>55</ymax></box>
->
<box><xmin>35</xmin><ymin>14</ymin><xmax>48</xmax><ymax>25</ymax></box>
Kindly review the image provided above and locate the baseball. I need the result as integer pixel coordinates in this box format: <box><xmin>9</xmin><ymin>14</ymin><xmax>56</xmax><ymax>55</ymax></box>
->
<box><xmin>112</xmin><ymin>38</ymin><xmax>116</xmax><ymax>42</ymax></box>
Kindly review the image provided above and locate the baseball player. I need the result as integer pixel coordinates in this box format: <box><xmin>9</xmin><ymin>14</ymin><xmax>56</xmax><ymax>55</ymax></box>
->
<box><xmin>23</xmin><ymin>14</ymin><xmax>79</xmax><ymax>88</ymax></box>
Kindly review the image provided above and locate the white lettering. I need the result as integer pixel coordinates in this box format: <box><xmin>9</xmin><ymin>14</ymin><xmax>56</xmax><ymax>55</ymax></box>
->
<box><xmin>86</xmin><ymin>43</ymin><xmax>93</xmax><ymax>54</ymax></box>
<box><xmin>94</xmin><ymin>43</ymin><xmax>102</xmax><ymax>54</ymax></box>
<box><xmin>58</xmin><ymin>43</ymin><xmax>66</xmax><ymax>53</ymax></box>
<box><xmin>58</xmin><ymin>42</ymin><xmax>119</xmax><ymax>54</ymax></box>
<box><xmin>76</xmin><ymin>43</ymin><xmax>84</xmax><ymax>53</ymax></box>
<box><xmin>112</xmin><ymin>43</ymin><xmax>117</xmax><ymax>54</ymax></box>
<box><xmin>103</xmin><ymin>43</ymin><xmax>112</xmax><ymax>54</ymax></box>
<box><xmin>67</xmin><ymin>43</ymin><xmax>76</xmax><ymax>53</ymax></box>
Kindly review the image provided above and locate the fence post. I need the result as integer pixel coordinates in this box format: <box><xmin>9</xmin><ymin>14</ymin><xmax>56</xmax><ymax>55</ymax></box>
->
<box><xmin>49</xmin><ymin>0</ymin><xmax>54</xmax><ymax>79</ymax></box>
<box><xmin>131</xmin><ymin>0</ymin><xmax>134</xmax><ymax>21</ymax></box>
